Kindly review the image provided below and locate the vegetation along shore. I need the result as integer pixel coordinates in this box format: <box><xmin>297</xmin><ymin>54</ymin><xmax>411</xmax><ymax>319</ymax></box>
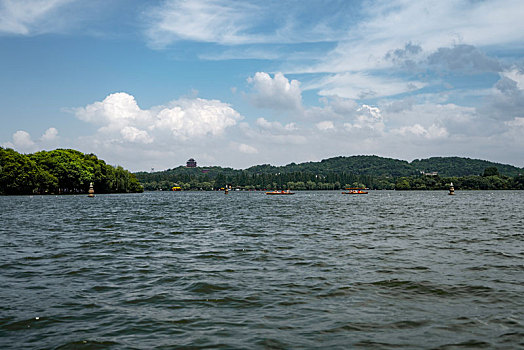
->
<box><xmin>135</xmin><ymin>155</ymin><xmax>524</xmax><ymax>192</ymax></box>
<box><xmin>2</xmin><ymin>148</ymin><xmax>523</xmax><ymax>195</ymax></box>
<box><xmin>0</xmin><ymin>148</ymin><xmax>143</xmax><ymax>195</ymax></box>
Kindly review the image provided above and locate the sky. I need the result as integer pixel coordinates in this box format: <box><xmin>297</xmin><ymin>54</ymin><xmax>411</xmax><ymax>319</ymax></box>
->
<box><xmin>1</xmin><ymin>0</ymin><xmax>523</xmax><ymax>171</ymax></box>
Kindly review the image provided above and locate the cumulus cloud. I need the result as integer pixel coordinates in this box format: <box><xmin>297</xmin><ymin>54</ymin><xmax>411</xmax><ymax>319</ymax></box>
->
<box><xmin>74</xmin><ymin>92</ymin><xmax>242</xmax><ymax>143</ymax></box>
<box><xmin>120</xmin><ymin>126</ymin><xmax>153</xmax><ymax>144</ymax></box>
<box><xmin>344</xmin><ymin>105</ymin><xmax>385</xmax><ymax>133</ymax></box>
<box><xmin>12</xmin><ymin>130</ymin><xmax>35</xmax><ymax>148</ymax></box>
<box><xmin>153</xmin><ymin>98</ymin><xmax>241</xmax><ymax>138</ymax></box>
<box><xmin>65</xmin><ymin>77</ymin><xmax>522</xmax><ymax>171</ymax></box>
<box><xmin>247</xmin><ymin>72</ymin><xmax>303</xmax><ymax>110</ymax></box>
<box><xmin>2</xmin><ymin>128</ymin><xmax>62</xmax><ymax>153</ymax></box>
<box><xmin>61</xmin><ymin>94</ymin><xmax>523</xmax><ymax>170</ymax></box>
<box><xmin>256</xmin><ymin>117</ymin><xmax>296</xmax><ymax>132</ymax></box>
<box><xmin>75</xmin><ymin>92</ymin><xmax>147</xmax><ymax>127</ymax></box>
<box><xmin>2</xmin><ymin>130</ymin><xmax>36</xmax><ymax>152</ymax></box>
<box><xmin>40</xmin><ymin>127</ymin><xmax>58</xmax><ymax>142</ymax></box>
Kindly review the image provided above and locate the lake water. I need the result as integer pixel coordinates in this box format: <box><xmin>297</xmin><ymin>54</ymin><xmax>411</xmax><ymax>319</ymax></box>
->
<box><xmin>1</xmin><ymin>191</ymin><xmax>523</xmax><ymax>349</ymax></box>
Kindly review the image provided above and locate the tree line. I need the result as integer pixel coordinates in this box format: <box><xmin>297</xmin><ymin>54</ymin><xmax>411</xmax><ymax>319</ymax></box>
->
<box><xmin>136</xmin><ymin>166</ymin><xmax>524</xmax><ymax>191</ymax></box>
<box><xmin>0</xmin><ymin>148</ymin><xmax>143</xmax><ymax>195</ymax></box>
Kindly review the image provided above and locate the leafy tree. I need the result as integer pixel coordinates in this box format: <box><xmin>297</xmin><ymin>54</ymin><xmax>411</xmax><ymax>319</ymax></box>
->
<box><xmin>483</xmin><ymin>167</ymin><xmax>500</xmax><ymax>177</ymax></box>
<box><xmin>0</xmin><ymin>148</ymin><xmax>142</xmax><ymax>195</ymax></box>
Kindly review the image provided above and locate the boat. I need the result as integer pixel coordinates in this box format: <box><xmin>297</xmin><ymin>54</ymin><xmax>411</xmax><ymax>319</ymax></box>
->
<box><xmin>342</xmin><ymin>187</ymin><xmax>368</xmax><ymax>194</ymax></box>
<box><xmin>266</xmin><ymin>190</ymin><xmax>295</xmax><ymax>195</ymax></box>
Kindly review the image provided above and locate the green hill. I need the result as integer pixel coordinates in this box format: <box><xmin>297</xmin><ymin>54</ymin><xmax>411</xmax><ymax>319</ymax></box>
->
<box><xmin>246</xmin><ymin>156</ymin><xmax>417</xmax><ymax>177</ymax></box>
<box><xmin>134</xmin><ymin>155</ymin><xmax>523</xmax><ymax>191</ymax></box>
<box><xmin>136</xmin><ymin>155</ymin><xmax>522</xmax><ymax>182</ymax></box>
<box><xmin>411</xmin><ymin>157</ymin><xmax>523</xmax><ymax>177</ymax></box>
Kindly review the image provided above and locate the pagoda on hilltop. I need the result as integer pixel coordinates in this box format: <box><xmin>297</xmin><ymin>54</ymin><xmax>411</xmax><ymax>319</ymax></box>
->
<box><xmin>186</xmin><ymin>158</ymin><xmax>197</xmax><ymax>168</ymax></box>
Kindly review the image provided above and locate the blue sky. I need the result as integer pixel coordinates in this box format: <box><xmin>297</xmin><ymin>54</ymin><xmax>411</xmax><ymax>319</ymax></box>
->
<box><xmin>1</xmin><ymin>0</ymin><xmax>523</xmax><ymax>171</ymax></box>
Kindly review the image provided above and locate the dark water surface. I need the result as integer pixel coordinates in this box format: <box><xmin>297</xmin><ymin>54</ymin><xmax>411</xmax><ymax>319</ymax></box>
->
<box><xmin>1</xmin><ymin>191</ymin><xmax>523</xmax><ymax>349</ymax></box>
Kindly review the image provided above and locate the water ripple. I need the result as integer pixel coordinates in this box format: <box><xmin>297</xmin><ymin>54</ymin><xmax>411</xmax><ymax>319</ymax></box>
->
<box><xmin>0</xmin><ymin>191</ymin><xmax>523</xmax><ymax>349</ymax></box>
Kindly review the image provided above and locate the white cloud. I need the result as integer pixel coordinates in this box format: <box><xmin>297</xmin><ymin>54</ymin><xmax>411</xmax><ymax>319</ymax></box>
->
<box><xmin>13</xmin><ymin>130</ymin><xmax>35</xmax><ymax>148</ymax></box>
<box><xmin>256</xmin><ymin>117</ymin><xmax>296</xmax><ymax>132</ymax></box>
<box><xmin>143</xmin><ymin>0</ymin><xmax>351</xmax><ymax>48</ymax></box>
<box><xmin>323</xmin><ymin>96</ymin><xmax>359</xmax><ymax>115</ymax></box>
<box><xmin>2</xmin><ymin>128</ymin><xmax>63</xmax><ymax>153</ymax></box>
<box><xmin>237</xmin><ymin>143</ymin><xmax>258</xmax><ymax>154</ymax></box>
<box><xmin>61</xmin><ymin>96</ymin><xmax>524</xmax><ymax>170</ymax></box>
<box><xmin>0</xmin><ymin>0</ymin><xmax>74</xmax><ymax>35</ymax></box>
<box><xmin>2</xmin><ymin>130</ymin><xmax>36</xmax><ymax>152</ymax></box>
<box><xmin>502</xmin><ymin>68</ymin><xmax>524</xmax><ymax>90</ymax></box>
<box><xmin>505</xmin><ymin>117</ymin><xmax>524</xmax><ymax>127</ymax></box>
<box><xmin>74</xmin><ymin>92</ymin><xmax>242</xmax><ymax>142</ymax></box>
<box><xmin>75</xmin><ymin>92</ymin><xmax>146</xmax><ymax>127</ymax></box>
<box><xmin>300</xmin><ymin>0</ymin><xmax>524</xmax><ymax>74</ymax></box>
<box><xmin>153</xmin><ymin>98</ymin><xmax>242</xmax><ymax>139</ymax></box>
<box><xmin>303</xmin><ymin>96</ymin><xmax>359</xmax><ymax>121</ymax></box>
<box><xmin>144</xmin><ymin>0</ymin><xmax>262</xmax><ymax>46</ymax></box>
<box><xmin>247</xmin><ymin>72</ymin><xmax>303</xmax><ymax>110</ymax></box>
<box><xmin>316</xmin><ymin>121</ymin><xmax>334</xmax><ymax>131</ymax></box>
<box><xmin>391</xmin><ymin>123</ymin><xmax>449</xmax><ymax>139</ymax></box>
<box><xmin>63</xmin><ymin>76</ymin><xmax>524</xmax><ymax>171</ymax></box>
<box><xmin>40</xmin><ymin>127</ymin><xmax>58</xmax><ymax>141</ymax></box>
<box><xmin>502</xmin><ymin>117</ymin><xmax>524</xmax><ymax>151</ymax></box>
<box><xmin>344</xmin><ymin>104</ymin><xmax>385</xmax><ymax>133</ymax></box>
<box><xmin>306</xmin><ymin>71</ymin><xmax>426</xmax><ymax>99</ymax></box>
<box><xmin>120</xmin><ymin>126</ymin><xmax>152</xmax><ymax>144</ymax></box>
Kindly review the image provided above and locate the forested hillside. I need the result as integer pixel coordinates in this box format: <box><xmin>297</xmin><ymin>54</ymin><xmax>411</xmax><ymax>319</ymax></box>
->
<box><xmin>246</xmin><ymin>156</ymin><xmax>417</xmax><ymax>177</ymax></box>
<box><xmin>0</xmin><ymin>148</ymin><xmax>143</xmax><ymax>195</ymax></box>
<box><xmin>4</xmin><ymin>149</ymin><xmax>521</xmax><ymax>194</ymax></box>
<box><xmin>135</xmin><ymin>155</ymin><xmax>523</xmax><ymax>191</ymax></box>
<box><xmin>411</xmin><ymin>157</ymin><xmax>523</xmax><ymax>177</ymax></box>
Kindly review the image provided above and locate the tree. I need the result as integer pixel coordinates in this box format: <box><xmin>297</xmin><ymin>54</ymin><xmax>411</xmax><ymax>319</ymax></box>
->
<box><xmin>483</xmin><ymin>167</ymin><xmax>500</xmax><ymax>177</ymax></box>
<box><xmin>1</xmin><ymin>148</ymin><xmax>142</xmax><ymax>195</ymax></box>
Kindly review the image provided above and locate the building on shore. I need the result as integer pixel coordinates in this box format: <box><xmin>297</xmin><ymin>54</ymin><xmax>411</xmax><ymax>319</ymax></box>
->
<box><xmin>186</xmin><ymin>158</ymin><xmax>197</xmax><ymax>168</ymax></box>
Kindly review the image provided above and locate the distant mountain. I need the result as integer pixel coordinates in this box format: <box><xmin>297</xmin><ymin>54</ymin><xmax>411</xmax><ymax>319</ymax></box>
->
<box><xmin>246</xmin><ymin>156</ymin><xmax>417</xmax><ymax>177</ymax></box>
<box><xmin>411</xmin><ymin>157</ymin><xmax>523</xmax><ymax>177</ymax></box>
<box><xmin>135</xmin><ymin>155</ymin><xmax>523</xmax><ymax>180</ymax></box>
<box><xmin>134</xmin><ymin>165</ymin><xmax>238</xmax><ymax>182</ymax></box>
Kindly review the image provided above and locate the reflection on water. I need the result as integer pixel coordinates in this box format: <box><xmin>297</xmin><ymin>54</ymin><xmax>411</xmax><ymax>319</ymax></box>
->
<box><xmin>1</xmin><ymin>191</ymin><xmax>523</xmax><ymax>349</ymax></box>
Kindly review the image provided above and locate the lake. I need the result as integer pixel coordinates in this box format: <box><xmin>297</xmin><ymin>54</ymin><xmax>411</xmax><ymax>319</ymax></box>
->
<box><xmin>1</xmin><ymin>191</ymin><xmax>523</xmax><ymax>349</ymax></box>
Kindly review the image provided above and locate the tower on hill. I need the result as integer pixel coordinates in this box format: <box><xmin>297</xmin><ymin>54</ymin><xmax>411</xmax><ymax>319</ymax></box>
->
<box><xmin>186</xmin><ymin>158</ymin><xmax>197</xmax><ymax>168</ymax></box>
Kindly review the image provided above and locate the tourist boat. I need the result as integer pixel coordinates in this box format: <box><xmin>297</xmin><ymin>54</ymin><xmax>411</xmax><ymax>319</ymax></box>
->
<box><xmin>266</xmin><ymin>190</ymin><xmax>295</xmax><ymax>195</ymax></box>
<box><xmin>342</xmin><ymin>188</ymin><xmax>368</xmax><ymax>194</ymax></box>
